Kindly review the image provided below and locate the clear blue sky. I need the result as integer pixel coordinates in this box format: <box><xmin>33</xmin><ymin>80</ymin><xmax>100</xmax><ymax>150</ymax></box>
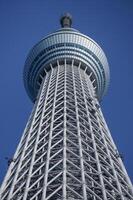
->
<box><xmin>0</xmin><ymin>0</ymin><xmax>133</xmax><ymax>184</ymax></box>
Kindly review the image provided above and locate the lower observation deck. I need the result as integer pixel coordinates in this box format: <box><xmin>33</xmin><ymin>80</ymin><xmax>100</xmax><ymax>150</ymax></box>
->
<box><xmin>23</xmin><ymin>28</ymin><xmax>110</xmax><ymax>102</ymax></box>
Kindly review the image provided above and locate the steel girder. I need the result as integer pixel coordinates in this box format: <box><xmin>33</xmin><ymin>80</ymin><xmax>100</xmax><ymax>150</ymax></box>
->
<box><xmin>1</xmin><ymin>60</ymin><xmax>133</xmax><ymax>200</ymax></box>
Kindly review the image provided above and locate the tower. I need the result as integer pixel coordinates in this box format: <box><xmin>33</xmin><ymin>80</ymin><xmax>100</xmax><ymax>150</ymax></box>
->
<box><xmin>0</xmin><ymin>14</ymin><xmax>133</xmax><ymax>200</ymax></box>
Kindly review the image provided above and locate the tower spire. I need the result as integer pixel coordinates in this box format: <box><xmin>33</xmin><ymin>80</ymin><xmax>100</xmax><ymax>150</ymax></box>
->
<box><xmin>60</xmin><ymin>13</ymin><xmax>72</xmax><ymax>28</ymax></box>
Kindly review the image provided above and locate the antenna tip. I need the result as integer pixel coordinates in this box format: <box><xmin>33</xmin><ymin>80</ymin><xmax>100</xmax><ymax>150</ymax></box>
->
<box><xmin>60</xmin><ymin>13</ymin><xmax>72</xmax><ymax>28</ymax></box>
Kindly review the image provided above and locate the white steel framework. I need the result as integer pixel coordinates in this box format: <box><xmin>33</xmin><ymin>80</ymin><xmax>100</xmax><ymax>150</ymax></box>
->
<box><xmin>1</xmin><ymin>60</ymin><xmax>133</xmax><ymax>200</ymax></box>
<box><xmin>1</xmin><ymin>14</ymin><xmax>133</xmax><ymax>200</ymax></box>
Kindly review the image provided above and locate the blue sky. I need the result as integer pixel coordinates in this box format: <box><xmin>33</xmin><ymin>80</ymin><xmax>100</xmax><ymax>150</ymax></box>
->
<box><xmin>0</xmin><ymin>0</ymin><xmax>133</xmax><ymax>184</ymax></box>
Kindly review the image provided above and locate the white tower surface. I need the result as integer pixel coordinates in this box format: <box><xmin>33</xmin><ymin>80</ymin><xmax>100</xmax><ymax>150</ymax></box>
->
<box><xmin>0</xmin><ymin>14</ymin><xmax>133</xmax><ymax>200</ymax></box>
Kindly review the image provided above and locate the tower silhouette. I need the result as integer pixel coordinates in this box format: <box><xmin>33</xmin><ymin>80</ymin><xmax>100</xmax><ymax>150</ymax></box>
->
<box><xmin>1</xmin><ymin>14</ymin><xmax>133</xmax><ymax>200</ymax></box>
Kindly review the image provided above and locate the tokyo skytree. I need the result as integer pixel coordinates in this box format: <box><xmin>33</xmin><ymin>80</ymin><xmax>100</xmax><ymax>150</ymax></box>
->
<box><xmin>0</xmin><ymin>14</ymin><xmax>133</xmax><ymax>200</ymax></box>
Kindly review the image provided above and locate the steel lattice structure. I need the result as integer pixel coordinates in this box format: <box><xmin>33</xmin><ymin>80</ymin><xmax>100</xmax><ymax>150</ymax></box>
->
<box><xmin>1</xmin><ymin>14</ymin><xmax>133</xmax><ymax>200</ymax></box>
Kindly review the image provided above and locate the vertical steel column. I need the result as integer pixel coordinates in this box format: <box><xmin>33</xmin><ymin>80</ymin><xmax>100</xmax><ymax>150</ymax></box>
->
<box><xmin>71</xmin><ymin>61</ymin><xmax>87</xmax><ymax>200</ymax></box>
<box><xmin>41</xmin><ymin>63</ymin><xmax>60</xmax><ymax>199</ymax></box>
<box><xmin>99</xmin><ymin>109</ymin><xmax>133</xmax><ymax>198</ymax></box>
<box><xmin>5</xmin><ymin>75</ymin><xmax>47</xmax><ymax>200</ymax></box>
<box><xmin>22</xmin><ymin>71</ymin><xmax>51</xmax><ymax>199</ymax></box>
<box><xmin>63</xmin><ymin>60</ymin><xmax>67</xmax><ymax>199</ymax></box>
<box><xmin>82</xmin><ymin>68</ymin><xmax>107</xmax><ymax>200</ymax></box>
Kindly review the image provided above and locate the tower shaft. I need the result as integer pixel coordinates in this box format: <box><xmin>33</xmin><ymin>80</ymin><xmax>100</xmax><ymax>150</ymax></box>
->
<box><xmin>1</xmin><ymin>60</ymin><xmax>133</xmax><ymax>200</ymax></box>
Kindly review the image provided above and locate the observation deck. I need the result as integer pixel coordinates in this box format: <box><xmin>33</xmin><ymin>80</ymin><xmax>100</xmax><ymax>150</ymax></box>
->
<box><xmin>24</xmin><ymin>14</ymin><xmax>110</xmax><ymax>102</ymax></box>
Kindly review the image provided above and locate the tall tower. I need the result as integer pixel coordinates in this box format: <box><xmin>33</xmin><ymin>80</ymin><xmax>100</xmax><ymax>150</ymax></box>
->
<box><xmin>1</xmin><ymin>14</ymin><xmax>133</xmax><ymax>200</ymax></box>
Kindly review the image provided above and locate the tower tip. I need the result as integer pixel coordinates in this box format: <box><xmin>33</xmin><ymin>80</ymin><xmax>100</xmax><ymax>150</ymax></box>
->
<box><xmin>60</xmin><ymin>13</ymin><xmax>72</xmax><ymax>28</ymax></box>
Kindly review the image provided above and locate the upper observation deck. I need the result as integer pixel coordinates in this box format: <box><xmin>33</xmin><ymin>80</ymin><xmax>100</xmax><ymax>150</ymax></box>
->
<box><xmin>24</xmin><ymin>14</ymin><xmax>110</xmax><ymax>102</ymax></box>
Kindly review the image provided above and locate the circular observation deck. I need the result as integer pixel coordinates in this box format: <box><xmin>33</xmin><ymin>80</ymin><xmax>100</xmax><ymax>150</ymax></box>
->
<box><xmin>24</xmin><ymin>16</ymin><xmax>110</xmax><ymax>102</ymax></box>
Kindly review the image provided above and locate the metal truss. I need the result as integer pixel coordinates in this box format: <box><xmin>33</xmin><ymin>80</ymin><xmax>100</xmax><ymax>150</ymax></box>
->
<box><xmin>1</xmin><ymin>59</ymin><xmax>133</xmax><ymax>200</ymax></box>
